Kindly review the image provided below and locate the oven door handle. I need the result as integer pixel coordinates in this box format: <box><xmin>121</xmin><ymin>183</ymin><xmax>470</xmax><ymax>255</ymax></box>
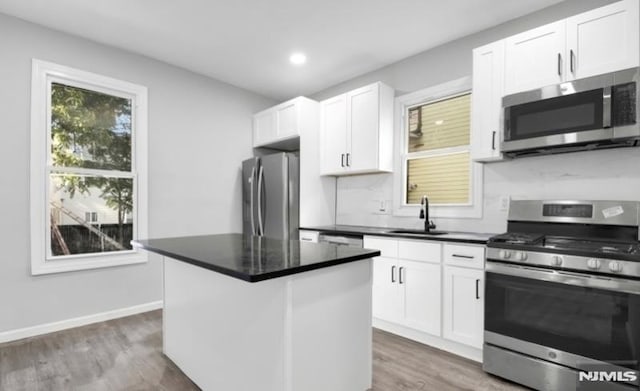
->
<box><xmin>486</xmin><ymin>262</ymin><xmax>640</xmax><ymax>295</ymax></box>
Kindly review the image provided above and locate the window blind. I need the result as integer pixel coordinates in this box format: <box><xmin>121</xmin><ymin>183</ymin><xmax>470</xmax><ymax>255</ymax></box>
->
<box><xmin>406</xmin><ymin>152</ymin><xmax>470</xmax><ymax>205</ymax></box>
<box><xmin>408</xmin><ymin>93</ymin><xmax>471</xmax><ymax>153</ymax></box>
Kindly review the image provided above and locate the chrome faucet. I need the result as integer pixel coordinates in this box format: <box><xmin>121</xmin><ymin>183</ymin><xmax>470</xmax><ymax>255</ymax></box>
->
<box><xmin>420</xmin><ymin>195</ymin><xmax>436</xmax><ymax>232</ymax></box>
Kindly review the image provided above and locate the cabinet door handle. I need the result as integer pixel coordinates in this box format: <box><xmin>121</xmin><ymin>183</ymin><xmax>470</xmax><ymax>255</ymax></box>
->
<box><xmin>300</xmin><ymin>237</ymin><xmax>313</xmax><ymax>242</ymax></box>
<box><xmin>346</xmin><ymin>153</ymin><xmax>351</xmax><ymax>167</ymax></box>
<box><xmin>491</xmin><ymin>131</ymin><xmax>496</xmax><ymax>150</ymax></box>
<box><xmin>341</xmin><ymin>154</ymin><xmax>345</xmax><ymax>167</ymax></box>
<box><xmin>391</xmin><ymin>265</ymin><xmax>396</xmax><ymax>283</ymax></box>
<box><xmin>557</xmin><ymin>53</ymin><xmax>562</xmax><ymax>76</ymax></box>
<box><xmin>570</xmin><ymin>49</ymin><xmax>575</xmax><ymax>73</ymax></box>
<box><xmin>452</xmin><ymin>254</ymin><xmax>475</xmax><ymax>259</ymax></box>
<box><xmin>399</xmin><ymin>267</ymin><xmax>404</xmax><ymax>284</ymax></box>
<box><xmin>475</xmin><ymin>279</ymin><xmax>480</xmax><ymax>300</ymax></box>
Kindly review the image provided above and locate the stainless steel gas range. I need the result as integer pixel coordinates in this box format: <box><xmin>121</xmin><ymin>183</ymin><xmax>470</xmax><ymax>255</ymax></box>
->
<box><xmin>483</xmin><ymin>200</ymin><xmax>640</xmax><ymax>391</ymax></box>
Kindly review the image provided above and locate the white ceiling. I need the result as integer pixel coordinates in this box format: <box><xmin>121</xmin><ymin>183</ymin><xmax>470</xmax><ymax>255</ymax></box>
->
<box><xmin>0</xmin><ymin>0</ymin><xmax>563</xmax><ymax>100</ymax></box>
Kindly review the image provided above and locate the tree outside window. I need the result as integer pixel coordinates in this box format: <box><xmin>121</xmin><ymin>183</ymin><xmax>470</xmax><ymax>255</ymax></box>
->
<box><xmin>49</xmin><ymin>83</ymin><xmax>135</xmax><ymax>256</ymax></box>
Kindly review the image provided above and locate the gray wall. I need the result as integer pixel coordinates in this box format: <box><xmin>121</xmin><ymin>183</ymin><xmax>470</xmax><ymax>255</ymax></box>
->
<box><xmin>0</xmin><ymin>13</ymin><xmax>275</xmax><ymax>333</ymax></box>
<box><xmin>312</xmin><ymin>0</ymin><xmax>618</xmax><ymax>100</ymax></box>
<box><xmin>311</xmin><ymin>0</ymin><xmax>640</xmax><ymax>234</ymax></box>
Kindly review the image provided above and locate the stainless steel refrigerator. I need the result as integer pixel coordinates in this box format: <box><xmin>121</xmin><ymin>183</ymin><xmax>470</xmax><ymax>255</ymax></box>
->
<box><xmin>242</xmin><ymin>153</ymin><xmax>299</xmax><ymax>240</ymax></box>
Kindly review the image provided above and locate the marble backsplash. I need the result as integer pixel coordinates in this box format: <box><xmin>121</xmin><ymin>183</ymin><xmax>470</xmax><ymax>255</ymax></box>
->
<box><xmin>335</xmin><ymin>147</ymin><xmax>640</xmax><ymax>235</ymax></box>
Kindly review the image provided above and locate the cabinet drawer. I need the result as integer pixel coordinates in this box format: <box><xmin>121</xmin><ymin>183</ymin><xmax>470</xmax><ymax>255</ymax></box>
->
<box><xmin>443</xmin><ymin>244</ymin><xmax>485</xmax><ymax>269</ymax></box>
<box><xmin>398</xmin><ymin>240</ymin><xmax>441</xmax><ymax>263</ymax></box>
<box><xmin>363</xmin><ymin>236</ymin><xmax>398</xmax><ymax>258</ymax></box>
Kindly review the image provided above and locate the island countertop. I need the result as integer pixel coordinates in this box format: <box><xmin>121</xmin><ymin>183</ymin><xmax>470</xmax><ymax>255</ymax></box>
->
<box><xmin>132</xmin><ymin>233</ymin><xmax>380</xmax><ymax>282</ymax></box>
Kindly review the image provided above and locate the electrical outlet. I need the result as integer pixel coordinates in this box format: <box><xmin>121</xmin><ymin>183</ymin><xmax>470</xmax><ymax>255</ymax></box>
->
<box><xmin>499</xmin><ymin>195</ymin><xmax>510</xmax><ymax>211</ymax></box>
<box><xmin>373</xmin><ymin>200</ymin><xmax>390</xmax><ymax>215</ymax></box>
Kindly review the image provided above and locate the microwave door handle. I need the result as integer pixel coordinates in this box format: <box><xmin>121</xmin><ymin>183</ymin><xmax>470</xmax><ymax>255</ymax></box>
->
<box><xmin>603</xmin><ymin>86</ymin><xmax>612</xmax><ymax>128</ymax></box>
<box><xmin>503</xmin><ymin>108</ymin><xmax>511</xmax><ymax>141</ymax></box>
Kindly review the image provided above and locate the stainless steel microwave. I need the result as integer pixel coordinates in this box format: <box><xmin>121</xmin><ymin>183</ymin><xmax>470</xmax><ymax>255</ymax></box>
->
<box><xmin>501</xmin><ymin>67</ymin><xmax>639</xmax><ymax>157</ymax></box>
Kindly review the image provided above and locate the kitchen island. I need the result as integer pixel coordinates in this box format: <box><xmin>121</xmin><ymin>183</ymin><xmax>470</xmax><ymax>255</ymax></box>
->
<box><xmin>132</xmin><ymin>234</ymin><xmax>380</xmax><ymax>391</ymax></box>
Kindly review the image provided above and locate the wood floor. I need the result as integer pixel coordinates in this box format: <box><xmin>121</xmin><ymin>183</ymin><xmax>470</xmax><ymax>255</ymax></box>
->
<box><xmin>372</xmin><ymin>329</ymin><xmax>527</xmax><ymax>391</ymax></box>
<box><xmin>0</xmin><ymin>310</ymin><xmax>526</xmax><ymax>391</ymax></box>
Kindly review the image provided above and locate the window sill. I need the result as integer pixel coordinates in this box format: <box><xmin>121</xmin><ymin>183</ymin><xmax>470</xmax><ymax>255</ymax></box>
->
<box><xmin>31</xmin><ymin>251</ymin><xmax>148</xmax><ymax>275</ymax></box>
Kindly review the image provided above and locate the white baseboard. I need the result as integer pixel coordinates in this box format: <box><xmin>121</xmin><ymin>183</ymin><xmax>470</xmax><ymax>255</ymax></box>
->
<box><xmin>0</xmin><ymin>301</ymin><xmax>163</xmax><ymax>344</ymax></box>
<box><xmin>373</xmin><ymin>318</ymin><xmax>483</xmax><ymax>363</ymax></box>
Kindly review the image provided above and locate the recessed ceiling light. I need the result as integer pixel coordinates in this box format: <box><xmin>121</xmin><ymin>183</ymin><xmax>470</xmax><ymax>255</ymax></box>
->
<box><xmin>289</xmin><ymin>52</ymin><xmax>307</xmax><ymax>66</ymax></box>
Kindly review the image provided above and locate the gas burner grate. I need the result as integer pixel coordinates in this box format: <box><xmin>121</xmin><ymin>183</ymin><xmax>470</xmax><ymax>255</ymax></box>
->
<box><xmin>543</xmin><ymin>238</ymin><xmax>640</xmax><ymax>255</ymax></box>
<box><xmin>490</xmin><ymin>233</ymin><xmax>545</xmax><ymax>245</ymax></box>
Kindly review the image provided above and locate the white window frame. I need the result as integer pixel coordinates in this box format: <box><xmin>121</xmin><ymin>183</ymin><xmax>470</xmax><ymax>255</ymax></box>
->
<box><xmin>30</xmin><ymin>59</ymin><xmax>148</xmax><ymax>275</ymax></box>
<box><xmin>392</xmin><ymin>76</ymin><xmax>483</xmax><ymax>219</ymax></box>
<box><xmin>85</xmin><ymin>212</ymin><xmax>99</xmax><ymax>223</ymax></box>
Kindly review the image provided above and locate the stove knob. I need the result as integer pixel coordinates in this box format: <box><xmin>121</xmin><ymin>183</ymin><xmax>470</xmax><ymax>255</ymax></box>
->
<box><xmin>499</xmin><ymin>250</ymin><xmax>512</xmax><ymax>259</ymax></box>
<box><xmin>551</xmin><ymin>255</ymin><xmax>563</xmax><ymax>267</ymax></box>
<box><xmin>609</xmin><ymin>261</ymin><xmax>622</xmax><ymax>273</ymax></box>
<box><xmin>515</xmin><ymin>252</ymin><xmax>528</xmax><ymax>261</ymax></box>
<box><xmin>587</xmin><ymin>258</ymin><xmax>601</xmax><ymax>270</ymax></box>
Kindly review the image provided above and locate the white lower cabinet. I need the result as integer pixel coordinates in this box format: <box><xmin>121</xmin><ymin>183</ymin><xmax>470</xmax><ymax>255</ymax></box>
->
<box><xmin>372</xmin><ymin>257</ymin><xmax>441</xmax><ymax>335</ymax></box>
<box><xmin>369</xmin><ymin>238</ymin><xmax>441</xmax><ymax>336</ymax></box>
<box><xmin>365</xmin><ymin>235</ymin><xmax>485</xmax><ymax>361</ymax></box>
<box><xmin>372</xmin><ymin>256</ymin><xmax>402</xmax><ymax>322</ymax></box>
<box><xmin>401</xmin><ymin>259</ymin><xmax>441</xmax><ymax>336</ymax></box>
<box><xmin>443</xmin><ymin>266</ymin><xmax>484</xmax><ymax>349</ymax></box>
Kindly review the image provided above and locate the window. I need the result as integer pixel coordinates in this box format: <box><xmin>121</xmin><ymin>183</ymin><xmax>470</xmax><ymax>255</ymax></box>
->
<box><xmin>30</xmin><ymin>60</ymin><xmax>148</xmax><ymax>275</ymax></box>
<box><xmin>393</xmin><ymin>77</ymin><xmax>482</xmax><ymax>218</ymax></box>
<box><xmin>405</xmin><ymin>93</ymin><xmax>471</xmax><ymax>205</ymax></box>
<box><xmin>85</xmin><ymin>212</ymin><xmax>99</xmax><ymax>223</ymax></box>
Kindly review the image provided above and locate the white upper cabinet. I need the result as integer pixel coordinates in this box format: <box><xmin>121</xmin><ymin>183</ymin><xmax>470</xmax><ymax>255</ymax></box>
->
<box><xmin>320</xmin><ymin>82</ymin><xmax>394</xmax><ymax>176</ymax></box>
<box><xmin>253</xmin><ymin>97</ymin><xmax>317</xmax><ymax>148</ymax></box>
<box><xmin>566</xmin><ymin>0</ymin><xmax>639</xmax><ymax>80</ymax></box>
<box><xmin>320</xmin><ymin>94</ymin><xmax>348</xmax><ymax>175</ymax></box>
<box><xmin>253</xmin><ymin>110</ymin><xmax>277</xmax><ymax>147</ymax></box>
<box><xmin>347</xmin><ymin>84</ymin><xmax>380</xmax><ymax>172</ymax></box>
<box><xmin>504</xmin><ymin>21</ymin><xmax>566</xmax><ymax>95</ymax></box>
<box><xmin>504</xmin><ymin>0</ymin><xmax>639</xmax><ymax>95</ymax></box>
<box><xmin>275</xmin><ymin>101</ymin><xmax>299</xmax><ymax>139</ymax></box>
<box><xmin>471</xmin><ymin>40</ymin><xmax>505</xmax><ymax>162</ymax></box>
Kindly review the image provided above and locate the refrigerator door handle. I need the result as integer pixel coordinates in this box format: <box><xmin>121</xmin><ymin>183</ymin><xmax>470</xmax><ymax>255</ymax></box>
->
<box><xmin>249</xmin><ymin>166</ymin><xmax>256</xmax><ymax>235</ymax></box>
<box><xmin>257</xmin><ymin>165</ymin><xmax>265</xmax><ymax>236</ymax></box>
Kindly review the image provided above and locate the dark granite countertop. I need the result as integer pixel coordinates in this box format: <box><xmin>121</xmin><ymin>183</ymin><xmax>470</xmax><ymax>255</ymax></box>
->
<box><xmin>300</xmin><ymin>225</ymin><xmax>495</xmax><ymax>245</ymax></box>
<box><xmin>132</xmin><ymin>234</ymin><xmax>380</xmax><ymax>283</ymax></box>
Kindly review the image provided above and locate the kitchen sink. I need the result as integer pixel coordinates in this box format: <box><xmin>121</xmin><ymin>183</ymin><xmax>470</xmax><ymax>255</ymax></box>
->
<box><xmin>387</xmin><ymin>229</ymin><xmax>449</xmax><ymax>236</ymax></box>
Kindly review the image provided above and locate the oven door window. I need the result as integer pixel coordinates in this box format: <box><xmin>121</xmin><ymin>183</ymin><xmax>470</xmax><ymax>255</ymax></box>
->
<box><xmin>505</xmin><ymin>89</ymin><xmax>604</xmax><ymax>141</ymax></box>
<box><xmin>485</xmin><ymin>271</ymin><xmax>640</xmax><ymax>369</ymax></box>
